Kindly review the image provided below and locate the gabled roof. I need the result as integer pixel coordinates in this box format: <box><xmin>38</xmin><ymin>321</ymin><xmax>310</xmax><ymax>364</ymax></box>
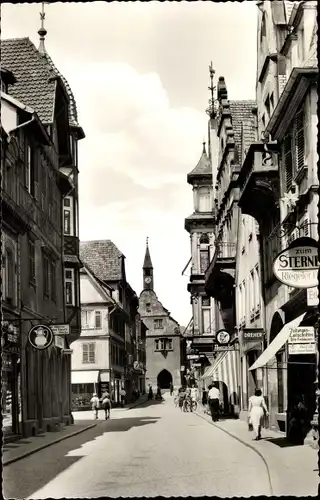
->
<box><xmin>80</xmin><ymin>240</ymin><xmax>124</xmax><ymax>282</ymax></box>
<box><xmin>82</xmin><ymin>265</ymin><xmax>116</xmax><ymax>306</ymax></box>
<box><xmin>1</xmin><ymin>37</ymin><xmax>82</xmax><ymax>131</ymax></box>
<box><xmin>187</xmin><ymin>143</ymin><xmax>212</xmax><ymax>184</ymax></box>
<box><xmin>228</xmin><ymin>100</ymin><xmax>257</xmax><ymax>163</ymax></box>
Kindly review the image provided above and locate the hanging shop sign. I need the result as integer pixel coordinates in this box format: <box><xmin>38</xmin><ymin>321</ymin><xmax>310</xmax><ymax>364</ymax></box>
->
<box><xmin>2</xmin><ymin>323</ymin><xmax>20</xmax><ymax>354</ymax></box>
<box><xmin>28</xmin><ymin>325</ymin><xmax>54</xmax><ymax>350</ymax></box>
<box><xmin>215</xmin><ymin>330</ymin><xmax>231</xmax><ymax>346</ymax></box>
<box><xmin>288</xmin><ymin>343</ymin><xmax>316</xmax><ymax>355</ymax></box>
<box><xmin>243</xmin><ymin>329</ymin><xmax>265</xmax><ymax>342</ymax></box>
<box><xmin>288</xmin><ymin>326</ymin><xmax>315</xmax><ymax>344</ymax></box>
<box><xmin>51</xmin><ymin>324</ymin><xmax>70</xmax><ymax>336</ymax></box>
<box><xmin>273</xmin><ymin>239</ymin><xmax>319</xmax><ymax>289</ymax></box>
<box><xmin>214</xmin><ymin>345</ymin><xmax>238</xmax><ymax>352</ymax></box>
<box><xmin>307</xmin><ymin>287</ymin><xmax>319</xmax><ymax>307</ymax></box>
<box><xmin>54</xmin><ymin>335</ymin><xmax>65</xmax><ymax>349</ymax></box>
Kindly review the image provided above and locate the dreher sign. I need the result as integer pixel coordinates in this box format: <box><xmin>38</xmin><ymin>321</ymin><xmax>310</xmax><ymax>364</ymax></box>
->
<box><xmin>273</xmin><ymin>244</ymin><xmax>319</xmax><ymax>288</ymax></box>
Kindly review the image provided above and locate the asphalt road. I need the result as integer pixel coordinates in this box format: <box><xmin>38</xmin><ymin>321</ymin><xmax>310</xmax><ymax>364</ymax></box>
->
<box><xmin>3</xmin><ymin>395</ymin><xmax>271</xmax><ymax>498</ymax></box>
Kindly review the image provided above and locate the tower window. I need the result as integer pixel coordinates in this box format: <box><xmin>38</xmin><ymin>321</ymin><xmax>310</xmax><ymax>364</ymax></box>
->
<box><xmin>146</xmin><ymin>303</ymin><xmax>151</xmax><ymax>312</ymax></box>
<box><xmin>154</xmin><ymin>319</ymin><xmax>163</xmax><ymax>329</ymax></box>
<box><xmin>145</xmin><ymin>269</ymin><xmax>151</xmax><ymax>276</ymax></box>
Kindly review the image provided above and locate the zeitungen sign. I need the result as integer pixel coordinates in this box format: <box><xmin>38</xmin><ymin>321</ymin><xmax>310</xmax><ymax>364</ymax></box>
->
<box><xmin>273</xmin><ymin>245</ymin><xmax>319</xmax><ymax>288</ymax></box>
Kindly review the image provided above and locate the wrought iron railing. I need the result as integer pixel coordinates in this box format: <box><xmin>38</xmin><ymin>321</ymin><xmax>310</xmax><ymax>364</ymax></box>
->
<box><xmin>215</xmin><ymin>241</ymin><xmax>236</xmax><ymax>259</ymax></box>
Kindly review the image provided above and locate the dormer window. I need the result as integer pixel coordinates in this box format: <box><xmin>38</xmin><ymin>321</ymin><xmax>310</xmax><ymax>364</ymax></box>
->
<box><xmin>1</xmin><ymin>81</ymin><xmax>8</xmax><ymax>93</ymax></box>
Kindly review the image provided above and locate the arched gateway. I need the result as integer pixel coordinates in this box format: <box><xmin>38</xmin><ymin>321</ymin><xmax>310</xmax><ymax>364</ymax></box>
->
<box><xmin>157</xmin><ymin>369</ymin><xmax>172</xmax><ymax>389</ymax></box>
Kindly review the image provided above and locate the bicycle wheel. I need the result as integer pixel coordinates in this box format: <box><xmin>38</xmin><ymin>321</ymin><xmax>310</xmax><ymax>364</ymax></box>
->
<box><xmin>192</xmin><ymin>401</ymin><xmax>197</xmax><ymax>411</ymax></box>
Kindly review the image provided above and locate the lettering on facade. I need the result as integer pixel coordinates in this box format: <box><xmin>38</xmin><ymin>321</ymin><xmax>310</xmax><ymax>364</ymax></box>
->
<box><xmin>243</xmin><ymin>329</ymin><xmax>264</xmax><ymax>341</ymax></box>
<box><xmin>288</xmin><ymin>343</ymin><xmax>316</xmax><ymax>355</ymax></box>
<box><xmin>273</xmin><ymin>244</ymin><xmax>319</xmax><ymax>288</ymax></box>
<box><xmin>288</xmin><ymin>327</ymin><xmax>315</xmax><ymax>344</ymax></box>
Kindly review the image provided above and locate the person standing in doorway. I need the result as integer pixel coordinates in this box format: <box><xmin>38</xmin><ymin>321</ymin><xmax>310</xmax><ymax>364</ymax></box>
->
<box><xmin>248</xmin><ymin>389</ymin><xmax>269</xmax><ymax>440</ymax></box>
<box><xmin>208</xmin><ymin>382</ymin><xmax>220</xmax><ymax>422</ymax></box>
<box><xmin>90</xmin><ymin>393</ymin><xmax>100</xmax><ymax>420</ymax></box>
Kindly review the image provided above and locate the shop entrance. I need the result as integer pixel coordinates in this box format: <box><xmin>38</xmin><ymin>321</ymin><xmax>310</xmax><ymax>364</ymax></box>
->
<box><xmin>157</xmin><ymin>369</ymin><xmax>172</xmax><ymax>389</ymax></box>
<box><xmin>287</xmin><ymin>355</ymin><xmax>316</xmax><ymax>444</ymax></box>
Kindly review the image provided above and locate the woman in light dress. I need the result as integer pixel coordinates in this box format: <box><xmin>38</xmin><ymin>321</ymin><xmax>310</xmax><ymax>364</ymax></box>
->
<box><xmin>248</xmin><ymin>389</ymin><xmax>269</xmax><ymax>440</ymax></box>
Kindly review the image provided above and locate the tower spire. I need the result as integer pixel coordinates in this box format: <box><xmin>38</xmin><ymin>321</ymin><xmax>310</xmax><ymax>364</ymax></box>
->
<box><xmin>206</xmin><ymin>61</ymin><xmax>216</xmax><ymax>119</ymax></box>
<box><xmin>38</xmin><ymin>2</ymin><xmax>47</xmax><ymax>54</ymax></box>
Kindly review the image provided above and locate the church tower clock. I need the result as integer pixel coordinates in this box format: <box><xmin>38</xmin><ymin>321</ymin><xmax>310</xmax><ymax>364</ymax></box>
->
<box><xmin>143</xmin><ymin>238</ymin><xmax>154</xmax><ymax>290</ymax></box>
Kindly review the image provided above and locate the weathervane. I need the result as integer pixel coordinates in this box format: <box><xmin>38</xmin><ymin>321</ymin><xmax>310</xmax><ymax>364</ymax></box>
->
<box><xmin>38</xmin><ymin>2</ymin><xmax>48</xmax><ymax>54</ymax></box>
<box><xmin>206</xmin><ymin>61</ymin><xmax>217</xmax><ymax>119</ymax></box>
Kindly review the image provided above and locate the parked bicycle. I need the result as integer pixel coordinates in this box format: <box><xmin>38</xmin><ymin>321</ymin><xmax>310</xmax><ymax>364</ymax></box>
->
<box><xmin>183</xmin><ymin>397</ymin><xmax>197</xmax><ymax>412</ymax></box>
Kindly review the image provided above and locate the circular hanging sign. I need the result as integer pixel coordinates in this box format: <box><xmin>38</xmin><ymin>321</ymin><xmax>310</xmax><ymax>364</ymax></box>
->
<box><xmin>273</xmin><ymin>244</ymin><xmax>319</xmax><ymax>288</ymax></box>
<box><xmin>216</xmin><ymin>329</ymin><xmax>231</xmax><ymax>345</ymax></box>
<box><xmin>28</xmin><ymin>325</ymin><xmax>54</xmax><ymax>350</ymax></box>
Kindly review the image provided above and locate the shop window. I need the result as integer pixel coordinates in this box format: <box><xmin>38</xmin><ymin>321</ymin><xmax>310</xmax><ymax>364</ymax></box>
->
<box><xmin>95</xmin><ymin>310</ymin><xmax>102</xmax><ymax>329</ymax></box>
<box><xmin>65</xmin><ymin>268</ymin><xmax>75</xmax><ymax>306</ymax></box>
<box><xmin>82</xmin><ymin>343</ymin><xmax>96</xmax><ymax>364</ymax></box>
<box><xmin>154</xmin><ymin>319</ymin><xmax>163</xmax><ymax>329</ymax></box>
<box><xmin>4</xmin><ymin>248</ymin><xmax>14</xmax><ymax>303</ymax></box>
<box><xmin>276</xmin><ymin>351</ymin><xmax>285</xmax><ymax>413</ymax></box>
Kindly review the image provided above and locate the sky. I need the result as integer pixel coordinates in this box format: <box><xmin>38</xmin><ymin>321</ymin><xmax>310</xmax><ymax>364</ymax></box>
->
<box><xmin>2</xmin><ymin>1</ymin><xmax>257</xmax><ymax>327</ymax></box>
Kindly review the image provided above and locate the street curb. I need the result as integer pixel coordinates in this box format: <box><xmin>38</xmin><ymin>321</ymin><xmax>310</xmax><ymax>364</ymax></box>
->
<box><xmin>127</xmin><ymin>396</ymin><xmax>149</xmax><ymax>410</ymax></box>
<box><xmin>3</xmin><ymin>423</ymin><xmax>97</xmax><ymax>467</ymax></box>
<box><xmin>194</xmin><ymin>410</ymin><xmax>274</xmax><ymax>496</ymax></box>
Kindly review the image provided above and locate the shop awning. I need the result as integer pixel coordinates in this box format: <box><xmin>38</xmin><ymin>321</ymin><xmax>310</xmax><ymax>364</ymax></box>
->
<box><xmin>249</xmin><ymin>313</ymin><xmax>306</xmax><ymax>371</ymax></box>
<box><xmin>201</xmin><ymin>352</ymin><xmax>228</xmax><ymax>379</ymax></box>
<box><xmin>71</xmin><ymin>370</ymin><xmax>99</xmax><ymax>384</ymax></box>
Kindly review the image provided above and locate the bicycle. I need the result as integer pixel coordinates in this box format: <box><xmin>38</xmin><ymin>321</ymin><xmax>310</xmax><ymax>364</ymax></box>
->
<box><xmin>183</xmin><ymin>398</ymin><xmax>197</xmax><ymax>412</ymax></box>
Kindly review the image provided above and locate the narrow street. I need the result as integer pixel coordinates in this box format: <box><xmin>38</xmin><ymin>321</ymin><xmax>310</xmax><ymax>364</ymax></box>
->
<box><xmin>4</xmin><ymin>395</ymin><xmax>271</xmax><ymax>498</ymax></box>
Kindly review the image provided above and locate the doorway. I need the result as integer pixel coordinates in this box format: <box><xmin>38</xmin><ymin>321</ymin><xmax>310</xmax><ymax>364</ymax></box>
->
<box><xmin>157</xmin><ymin>369</ymin><xmax>172</xmax><ymax>389</ymax></box>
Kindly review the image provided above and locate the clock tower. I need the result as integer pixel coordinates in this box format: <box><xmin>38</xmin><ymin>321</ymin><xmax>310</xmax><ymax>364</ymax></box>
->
<box><xmin>143</xmin><ymin>237</ymin><xmax>153</xmax><ymax>290</ymax></box>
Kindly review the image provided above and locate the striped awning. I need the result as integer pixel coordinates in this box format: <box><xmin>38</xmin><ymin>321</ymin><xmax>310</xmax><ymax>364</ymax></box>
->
<box><xmin>201</xmin><ymin>352</ymin><xmax>227</xmax><ymax>380</ymax></box>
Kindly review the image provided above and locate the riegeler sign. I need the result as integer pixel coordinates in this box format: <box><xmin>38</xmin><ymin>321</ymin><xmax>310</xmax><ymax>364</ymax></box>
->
<box><xmin>273</xmin><ymin>244</ymin><xmax>319</xmax><ymax>288</ymax></box>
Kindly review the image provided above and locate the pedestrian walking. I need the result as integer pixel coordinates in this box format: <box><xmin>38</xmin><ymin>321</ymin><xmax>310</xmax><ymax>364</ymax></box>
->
<box><xmin>120</xmin><ymin>388</ymin><xmax>126</xmax><ymax>407</ymax></box>
<box><xmin>208</xmin><ymin>382</ymin><xmax>220</xmax><ymax>422</ymax></box>
<box><xmin>178</xmin><ymin>387</ymin><xmax>186</xmax><ymax>411</ymax></box>
<box><xmin>170</xmin><ymin>382</ymin><xmax>174</xmax><ymax>396</ymax></box>
<box><xmin>101</xmin><ymin>393</ymin><xmax>111</xmax><ymax>420</ymax></box>
<box><xmin>148</xmin><ymin>385</ymin><xmax>153</xmax><ymax>400</ymax></box>
<box><xmin>248</xmin><ymin>389</ymin><xmax>269</xmax><ymax>440</ymax></box>
<box><xmin>90</xmin><ymin>393</ymin><xmax>100</xmax><ymax>420</ymax></box>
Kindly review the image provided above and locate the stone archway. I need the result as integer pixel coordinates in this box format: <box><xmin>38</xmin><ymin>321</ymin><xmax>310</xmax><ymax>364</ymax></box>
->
<box><xmin>157</xmin><ymin>369</ymin><xmax>172</xmax><ymax>390</ymax></box>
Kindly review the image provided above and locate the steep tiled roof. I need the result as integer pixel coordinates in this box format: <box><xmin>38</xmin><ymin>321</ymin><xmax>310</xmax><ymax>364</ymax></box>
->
<box><xmin>1</xmin><ymin>37</ymin><xmax>80</xmax><ymax>127</ymax></box>
<box><xmin>228</xmin><ymin>100</ymin><xmax>256</xmax><ymax>163</ymax></box>
<box><xmin>80</xmin><ymin>240</ymin><xmax>124</xmax><ymax>282</ymax></box>
<box><xmin>187</xmin><ymin>143</ymin><xmax>212</xmax><ymax>182</ymax></box>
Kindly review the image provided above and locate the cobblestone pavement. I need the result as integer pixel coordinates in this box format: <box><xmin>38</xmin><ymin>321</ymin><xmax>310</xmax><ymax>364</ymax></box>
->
<box><xmin>4</xmin><ymin>394</ymin><xmax>271</xmax><ymax>499</ymax></box>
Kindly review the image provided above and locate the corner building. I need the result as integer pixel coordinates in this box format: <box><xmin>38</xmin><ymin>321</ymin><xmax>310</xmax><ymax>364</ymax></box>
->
<box><xmin>1</xmin><ymin>35</ymin><xmax>85</xmax><ymax>437</ymax></box>
<box><xmin>138</xmin><ymin>241</ymin><xmax>182</xmax><ymax>391</ymax></box>
<box><xmin>237</xmin><ymin>1</ymin><xmax>318</xmax><ymax>443</ymax></box>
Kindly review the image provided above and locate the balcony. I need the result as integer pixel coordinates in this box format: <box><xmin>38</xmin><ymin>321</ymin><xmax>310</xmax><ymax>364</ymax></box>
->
<box><xmin>205</xmin><ymin>241</ymin><xmax>236</xmax><ymax>308</ymax></box>
<box><xmin>238</xmin><ymin>143</ymin><xmax>280</xmax><ymax>224</ymax></box>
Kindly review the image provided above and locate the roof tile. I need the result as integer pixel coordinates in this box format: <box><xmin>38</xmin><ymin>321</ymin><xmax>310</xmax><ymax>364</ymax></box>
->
<box><xmin>1</xmin><ymin>37</ymin><xmax>80</xmax><ymax>127</ymax></box>
<box><xmin>80</xmin><ymin>240</ymin><xmax>124</xmax><ymax>282</ymax></box>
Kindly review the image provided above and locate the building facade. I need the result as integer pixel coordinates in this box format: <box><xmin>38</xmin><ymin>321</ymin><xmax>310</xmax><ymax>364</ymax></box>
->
<box><xmin>184</xmin><ymin>143</ymin><xmax>216</xmax><ymax>386</ymax></box>
<box><xmin>139</xmin><ymin>241</ymin><xmax>182</xmax><ymax>391</ymax></box>
<box><xmin>79</xmin><ymin>240</ymin><xmax>146</xmax><ymax>405</ymax></box>
<box><xmin>237</xmin><ymin>0</ymin><xmax>318</xmax><ymax>443</ymax></box>
<box><xmin>202</xmin><ymin>74</ymin><xmax>256</xmax><ymax>415</ymax></box>
<box><xmin>1</xmin><ymin>34</ymin><xmax>84</xmax><ymax>437</ymax></box>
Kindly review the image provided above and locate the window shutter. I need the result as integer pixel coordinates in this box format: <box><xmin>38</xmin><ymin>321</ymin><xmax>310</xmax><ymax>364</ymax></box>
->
<box><xmin>283</xmin><ymin>134</ymin><xmax>293</xmax><ymax>191</ymax></box>
<box><xmin>295</xmin><ymin>107</ymin><xmax>305</xmax><ymax>171</ymax></box>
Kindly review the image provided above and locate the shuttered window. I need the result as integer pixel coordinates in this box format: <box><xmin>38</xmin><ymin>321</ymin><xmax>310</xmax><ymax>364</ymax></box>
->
<box><xmin>283</xmin><ymin>104</ymin><xmax>305</xmax><ymax>193</ymax></box>
<box><xmin>283</xmin><ymin>134</ymin><xmax>293</xmax><ymax>191</ymax></box>
<box><xmin>295</xmin><ymin>107</ymin><xmax>305</xmax><ymax>171</ymax></box>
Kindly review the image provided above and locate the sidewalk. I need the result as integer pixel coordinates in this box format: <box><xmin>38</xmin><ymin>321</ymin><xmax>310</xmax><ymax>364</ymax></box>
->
<box><xmin>195</xmin><ymin>405</ymin><xmax>319</xmax><ymax>496</ymax></box>
<box><xmin>3</xmin><ymin>420</ymin><xmax>96</xmax><ymax>467</ymax></box>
